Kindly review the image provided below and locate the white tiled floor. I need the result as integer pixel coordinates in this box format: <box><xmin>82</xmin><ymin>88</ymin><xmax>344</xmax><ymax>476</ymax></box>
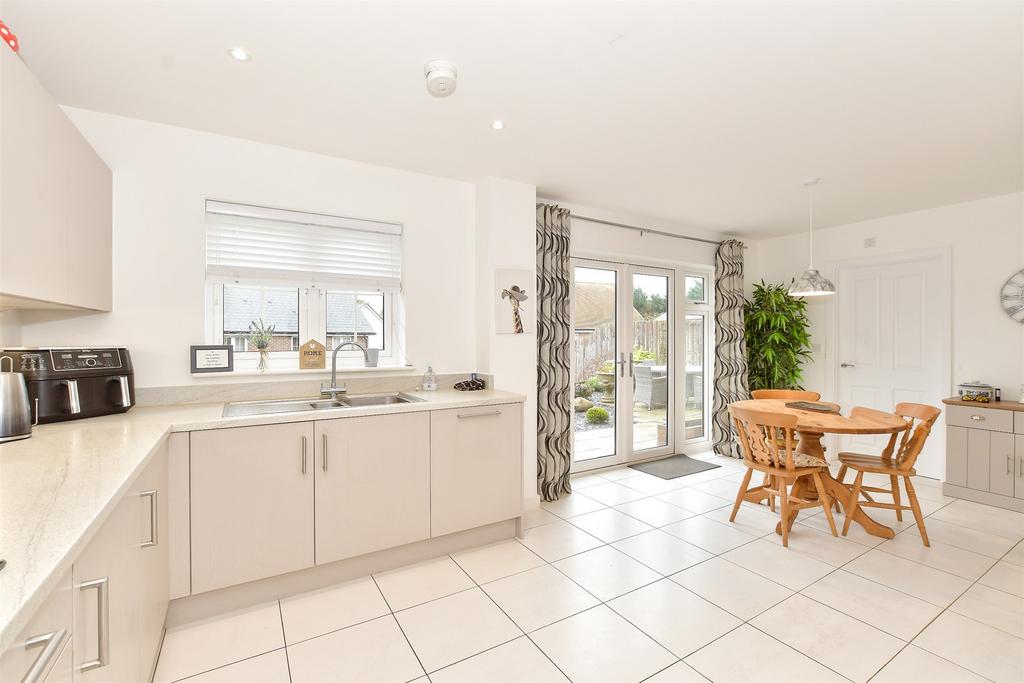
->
<box><xmin>155</xmin><ymin>453</ymin><xmax>1024</xmax><ymax>682</ymax></box>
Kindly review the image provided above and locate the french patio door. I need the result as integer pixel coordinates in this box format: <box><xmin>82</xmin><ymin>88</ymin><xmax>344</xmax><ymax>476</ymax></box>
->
<box><xmin>571</xmin><ymin>258</ymin><xmax>674</xmax><ymax>471</ymax></box>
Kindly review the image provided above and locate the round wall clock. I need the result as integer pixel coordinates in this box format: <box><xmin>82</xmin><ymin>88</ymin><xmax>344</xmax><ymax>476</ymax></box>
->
<box><xmin>1002</xmin><ymin>269</ymin><xmax>1024</xmax><ymax>323</ymax></box>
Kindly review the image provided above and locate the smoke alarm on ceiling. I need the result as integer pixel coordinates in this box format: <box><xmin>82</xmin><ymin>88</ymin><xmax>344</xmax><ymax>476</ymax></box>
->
<box><xmin>424</xmin><ymin>60</ymin><xmax>458</xmax><ymax>98</ymax></box>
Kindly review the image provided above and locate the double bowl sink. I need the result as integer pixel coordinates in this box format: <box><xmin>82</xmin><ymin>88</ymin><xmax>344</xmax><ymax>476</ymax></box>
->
<box><xmin>223</xmin><ymin>392</ymin><xmax>423</xmax><ymax>418</ymax></box>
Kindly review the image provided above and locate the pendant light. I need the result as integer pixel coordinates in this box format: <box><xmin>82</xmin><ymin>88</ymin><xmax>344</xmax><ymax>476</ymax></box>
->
<box><xmin>788</xmin><ymin>177</ymin><xmax>836</xmax><ymax>297</ymax></box>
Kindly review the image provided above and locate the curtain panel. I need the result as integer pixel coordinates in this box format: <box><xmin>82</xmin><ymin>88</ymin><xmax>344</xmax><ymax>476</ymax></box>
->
<box><xmin>712</xmin><ymin>239</ymin><xmax>749</xmax><ymax>458</ymax></box>
<box><xmin>536</xmin><ymin>203</ymin><xmax>573</xmax><ymax>501</ymax></box>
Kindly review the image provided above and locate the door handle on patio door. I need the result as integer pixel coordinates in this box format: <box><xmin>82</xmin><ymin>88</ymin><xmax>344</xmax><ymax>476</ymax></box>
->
<box><xmin>618</xmin><ymin>352</ymin><xmax>627</xmax><ymax>378</ymax></box>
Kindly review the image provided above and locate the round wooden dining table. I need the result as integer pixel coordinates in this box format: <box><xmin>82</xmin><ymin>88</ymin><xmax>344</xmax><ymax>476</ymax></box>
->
<box><xmin>729</xmin><ymin>398</ymin><xmax>910</xmax><ymax>539</ymax></box>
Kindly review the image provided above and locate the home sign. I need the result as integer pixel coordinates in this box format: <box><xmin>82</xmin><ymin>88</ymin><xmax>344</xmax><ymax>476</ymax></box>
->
<box><xmin>300</xmin><ymin>339</ymin><xmax>327</xmax><ymax>369</ymax></box>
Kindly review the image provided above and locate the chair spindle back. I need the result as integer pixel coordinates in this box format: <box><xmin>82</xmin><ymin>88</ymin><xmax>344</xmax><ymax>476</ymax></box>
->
<box><xmin>729</xmin><ymin>405</ymin><xmax>801</xmax><ymax>470</ymax></box>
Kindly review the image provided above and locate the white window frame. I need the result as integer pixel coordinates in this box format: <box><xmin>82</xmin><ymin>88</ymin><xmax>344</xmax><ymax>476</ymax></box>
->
<box><xmin>203</xmin><ymin>200</ymin><xmax>406</xmax><ymax>374</ymax></box>
<box><xmin>205</xmin><ymin>281</ymin><xmax>404</xmax><ymax>372</ymax></box>
<box><xmin>679</xmin><ymin>267</ymin><xmax>714</xmax><ymax>445</ymax></box>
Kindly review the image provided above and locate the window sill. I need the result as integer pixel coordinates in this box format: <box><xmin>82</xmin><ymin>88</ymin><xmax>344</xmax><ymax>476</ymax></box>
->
<box><xmin>191</xmin><ymin>364</ymin><xmax>415</xmax><ymax>379</ymax></box>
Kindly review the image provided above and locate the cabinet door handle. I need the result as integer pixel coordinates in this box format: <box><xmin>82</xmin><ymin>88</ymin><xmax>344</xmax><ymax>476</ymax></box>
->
<box><xmin>301</xmin><ymin>436</ymin><xmax>307</xmax><ymax>475</ymax></box>
<box><xmin>970</xmin><ymin>414</ymin><xmax>985</xmax><ymax>421</ymax></box>
<box><xmin>141</xmin><ymin>489</ymin><xmax>158</xmax><ymax>547</ymax></box>
<box><xmin>457</xmin><ymin>410</ymin><xmax>501</xmax><ymax>419</ymax></box>
<box><xmin>79</xmin><ymin>577</ymin><xmax>109</xmax><ymax>673</ymax></box>
<box><xmin>322</xmin><ymin>433</ymin><xmax>328</xmax><ymax>472</ymax></box>
<box><xmin>23</xmin><ymin>628</ymin><xmax>68</xmax><ymax>683</ymax></box>
<box><xmin>1019</xmin><ymin>456</ymin><xmax>1023</xmax><ymax>479</ymax></box>
<box><xmin>1007</xmin><ymin>455</ymin><xmax>1013</xmax><ymax>476</ymax></box>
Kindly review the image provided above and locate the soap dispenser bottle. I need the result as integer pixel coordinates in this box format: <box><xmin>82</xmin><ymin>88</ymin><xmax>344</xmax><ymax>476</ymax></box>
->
<box><xmin>422</xmin><ymin>365</ymin><xmax>438</xmax><ymax>391</ymax></box>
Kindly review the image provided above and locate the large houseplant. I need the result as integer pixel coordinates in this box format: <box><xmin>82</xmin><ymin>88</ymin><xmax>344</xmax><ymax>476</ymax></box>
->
<box><xmin>744</xmin><ymin>282</ymin><xmax>813</xmax><ymax>391</ymax></box>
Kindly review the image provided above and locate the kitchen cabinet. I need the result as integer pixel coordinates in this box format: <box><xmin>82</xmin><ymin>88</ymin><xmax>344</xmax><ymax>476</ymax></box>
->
<box><xmin>988</xmin><ymin>432</ymin><xmax>1015</xmax><ymax>497</ymax></box>
<box><xmin>136</xmin><ymin>442</ymin><xmax>169</xmax><ymax>681</ymax></box>
<box><xmin>1</xmin><ymin>571</ymin><xmax>73</xmax><ymax>683</ymax></box>
<box><xmin>190</xmin><ymin>422</ymin><xmax>315</xmax><ymax>594</ymax></box>
<box><xmin>72</xmin><ymin>486</ymin><xmax>142</xmax><ymax>682</ymax></box>
<box><xmin>314</xmin><ymin>413</ymin><xmax>430</xmax><ymax>565</ymax></box>
<box><xmin>430</xmin><ymin>403</ymin><xmax>523</xmax><ymax>537</ymax></box>
<box><xmin>0</xmin><ymin>47</ymin><xmax>112</xmax><ymax>311</ymax></box>
<box><xmin>1017</xmin><ymin>435</ymin><xmax>1024</xmax><ymax>501</ymax></box>
<box><xmin>946</xmin><ymin>426</ymin><xmax>968</xmax><ymax>486</ymax></box>
<box><xmin>945</xmin><ymin>401</ymin><xmax>1024</xmax><ymax>512</ymax></box>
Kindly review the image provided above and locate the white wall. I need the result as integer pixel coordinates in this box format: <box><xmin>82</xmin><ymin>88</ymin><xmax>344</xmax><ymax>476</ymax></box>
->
<box><xmin>747</xmin><ymin>192</ymin><xmax>1024</xmax><ymax>401</ymax></box>
<box><xmin>476</xmin><ymin>178</ymin><xmax>538</xmax><ymax>504</ymax></box>
<box><xmin>15</xmin><ymin>108</ymin><xmax>480</xmax><ymax>387</ymax></box>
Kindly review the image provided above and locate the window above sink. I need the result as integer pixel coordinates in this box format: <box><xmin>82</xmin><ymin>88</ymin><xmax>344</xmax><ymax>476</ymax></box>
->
<box><xmin>203</xmin><ymin>200</ymin><xmax>407</xmax><ymax>373</ymax></box>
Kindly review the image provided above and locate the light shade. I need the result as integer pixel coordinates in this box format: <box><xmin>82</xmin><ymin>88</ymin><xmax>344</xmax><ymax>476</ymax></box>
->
<box><xmin>789</xmin><ymin>268</ymin><xmax>836</xmax><ymax>297</ymax></box>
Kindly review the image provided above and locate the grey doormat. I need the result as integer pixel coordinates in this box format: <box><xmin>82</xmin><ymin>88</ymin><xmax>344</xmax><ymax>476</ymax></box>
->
<box><xmin>629</xmin><ymin>454</ymin><xmax>721</xmax><ymax>480</ymax></box>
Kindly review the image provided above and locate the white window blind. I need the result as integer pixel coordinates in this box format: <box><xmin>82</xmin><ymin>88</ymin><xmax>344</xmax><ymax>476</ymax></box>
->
<box><xmin>206</xmin><ymin>200</ymin><xmax>402</xmax><ymax>289</ymax></box>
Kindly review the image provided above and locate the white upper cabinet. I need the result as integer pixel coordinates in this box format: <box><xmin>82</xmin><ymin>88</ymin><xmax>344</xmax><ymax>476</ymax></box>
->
<box><xmin>0</xmin><ymin>48</ymin><xmax>112</xmax><ymax>311</ymax></box>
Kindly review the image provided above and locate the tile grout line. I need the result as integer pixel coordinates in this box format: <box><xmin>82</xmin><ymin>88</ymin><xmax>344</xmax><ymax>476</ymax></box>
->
<box><xmin>276</xmin><ymin>600</ymin><xmax>293</xmax><ymax>683</ymax></box>
<box><xmin>369</xmin><ymin>572</ymin><xmax>431</xmax><ymax>681</ymax></box>
<box><xmin>447</xmin><ymin>551</ymin><xmax>577</xmax><ymax>682</ymax></box>
<box><xmin>159</xmin><ymin>459</ymin><xmax>1021</xmax><ymax>683</ymax></box>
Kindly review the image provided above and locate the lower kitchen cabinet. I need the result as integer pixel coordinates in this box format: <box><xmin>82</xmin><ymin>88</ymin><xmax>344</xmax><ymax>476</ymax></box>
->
<box><xmin>946</xmin><ymin>404</ymin><xmax>1024</xmax><ymax>510</ymax></box>
<box><xmin>314</xmin><ymin>413</ymin><xmax>430</xmax><ymax>564</ymax></box>
<box><xmin>136</xmin><ymin>440</ymin><xmax>169</xmax><ymax>680</ymax></box>
<box><xmin>73</xmin><ymin>483</ymin><xmax>142</xmax><ymax>682</ymax></box>
<box><xmin>1</xmin><ymin>571</ymin><xmax>73</xmax><ymax>683</ymax></box>
<box><xmin>1017</xmin><ymin>435</ymin><xmax>1024</xmax><ymax>501</ymax></box>
<box><xmin>190</xmin><ymin>422</ymin><xmax>315</xmax><ymax>594</ymax></box>
<box><xmin>989</xmin><ymin>432</ymin><xmax>1016</xmax><ymax>497</ymax></box>
<box><xmin>430</xmin><ymin>403</ymin><xmax>523</xmax><ymax>537</ymax></box>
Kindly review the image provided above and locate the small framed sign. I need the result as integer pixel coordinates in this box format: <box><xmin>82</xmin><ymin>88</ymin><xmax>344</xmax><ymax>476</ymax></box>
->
<box><xmin>299</xmin><ymin>339</ymin><xmax>326</xmax><ymax>370</ymax></box>
<box><xmin>191</xmin><ymin>345</ymin><xmax>234</xmax><ymax>373</ymax></box>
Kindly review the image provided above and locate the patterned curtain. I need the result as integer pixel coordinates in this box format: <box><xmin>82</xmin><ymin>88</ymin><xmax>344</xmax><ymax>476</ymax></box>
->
<box><xmin>712</xmin><ymin>239</ymin><xmax>749</xmax><ymax>458</ymax></box>
<box><xmin>536</xmin><ymin>203</ymin><xmax>573</xmax><ymax>501</ymax></box>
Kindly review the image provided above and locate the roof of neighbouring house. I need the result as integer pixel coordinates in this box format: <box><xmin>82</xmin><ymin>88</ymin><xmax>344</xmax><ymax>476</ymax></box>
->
<box><xmin>573</xmin><ymin>282</ymin><xmax>644</xmax><ymax>329</ymax></box>
<box><xmin>223</xmin><ymin>287</ymin><xmax>376</xmax><ymax>335</ymax></box>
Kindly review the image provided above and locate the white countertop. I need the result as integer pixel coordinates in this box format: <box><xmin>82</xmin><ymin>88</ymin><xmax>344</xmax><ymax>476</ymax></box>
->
<box><xmin>0</xmin><ymin>388</ymin><xmax>524</xmax><ymax>652</ymax></box>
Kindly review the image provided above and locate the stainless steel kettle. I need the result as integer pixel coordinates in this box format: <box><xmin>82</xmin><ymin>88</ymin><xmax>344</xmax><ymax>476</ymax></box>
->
<box><xmin>0</xmin><ymin>356</ymin><xmax>33</xmax><ymax>443</ymax></box>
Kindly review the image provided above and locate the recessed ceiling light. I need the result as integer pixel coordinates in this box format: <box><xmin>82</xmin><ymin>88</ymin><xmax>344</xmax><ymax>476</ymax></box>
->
<box><xmin>228</xmin><ymin>47</ymin><xmax>251</xmax><ymax>61</ymax></box>
<box><xmin>491</xmin><ymin>120</ymin><xmax>504</xmax><ymax>130</ymax></box>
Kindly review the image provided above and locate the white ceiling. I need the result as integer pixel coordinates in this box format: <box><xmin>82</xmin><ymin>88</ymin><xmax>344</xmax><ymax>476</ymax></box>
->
<box><xmin>5</xmin><ymin>1</ymin><xmax>1022</xmax><ymax>237</ymax></box>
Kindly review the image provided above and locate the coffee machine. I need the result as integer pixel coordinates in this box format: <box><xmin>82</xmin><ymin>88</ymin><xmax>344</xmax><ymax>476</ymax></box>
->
<box><xmin>0</xmin><ymin>347</ymin><xmax>135</xmax><ymax>424</ymax></box>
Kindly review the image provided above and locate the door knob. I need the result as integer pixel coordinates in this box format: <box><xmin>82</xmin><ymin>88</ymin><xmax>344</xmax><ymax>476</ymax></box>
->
<box><xmin>840</xmin><ymin>363</ymin><xmax>856</xmax><ymax>368</ymax></box>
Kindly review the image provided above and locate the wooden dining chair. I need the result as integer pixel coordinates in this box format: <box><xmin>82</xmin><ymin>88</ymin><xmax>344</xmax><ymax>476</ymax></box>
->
<box><xmin>835</xmin><ymin>403</ymin><xmax>941</xmax><ymax>546</ymax></box>
<box><xmin>749</xmin><ymin>389</ymin><xmax>822</xmax><ymax>512</ymax></box>
<box><xmin>728</xmin><ymin>404</ymin><xmax>838</xmax><ymax>547</ymax></box>
<box><xmin>751</xmin><ymin>389</ymin><xmax>821</xmax><ymax>401</ymax></box>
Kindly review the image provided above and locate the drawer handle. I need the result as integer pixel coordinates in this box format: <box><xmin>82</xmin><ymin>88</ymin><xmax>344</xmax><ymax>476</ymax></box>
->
<box><xmin>141</xmin><ymin>489</ymin><xmax>158</xmax><ymax>547</ymax></box>
<box><xmin>79</xmin><ymin>577</ymin><xmax>109</xmax><ymax>672</ymax></box>
<box><xmin>457</xmin><ymin>410</ymin><xmax>502</xmax><ymax>419</ymax></box>
<box><xmin>970</xmin><ymin>415</ymin><xmax>985</xmax><ymax>421</ymax></box>
<box><xmin>22</xmin><ymin>628</ymin><xmax>68</xmax><ymax>683</ymax></box>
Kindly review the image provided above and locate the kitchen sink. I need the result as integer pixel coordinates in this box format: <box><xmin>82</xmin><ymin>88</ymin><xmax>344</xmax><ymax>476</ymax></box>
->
<box><xmin>340</xmin><ymin>394</ymin><xmax>419</xmax><ymax>407</ymax></box>
<box><xmin>223</xmin><ymin>393</ymin><xmax>422</xmax><ymax>417</ymax></box>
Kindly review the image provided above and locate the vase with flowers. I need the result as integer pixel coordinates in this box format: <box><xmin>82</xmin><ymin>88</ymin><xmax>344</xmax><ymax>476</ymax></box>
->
<box><xmin>248</xmin><ymin>318</ymin><xmax>275</xmax><ymax>373</ymax></box>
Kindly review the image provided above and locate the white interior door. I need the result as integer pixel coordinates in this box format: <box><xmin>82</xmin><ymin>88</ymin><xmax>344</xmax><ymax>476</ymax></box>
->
<box><xmin>836</xmin><ymin>253</ymin><xmax>950</xmax><ymax>479</ymax></box>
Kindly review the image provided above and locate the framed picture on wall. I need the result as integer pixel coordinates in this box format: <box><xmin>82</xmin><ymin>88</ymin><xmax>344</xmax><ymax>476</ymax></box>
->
<box><xmin>190</xmin><ymin>345</ymin><xmax>234</xmax><ymax>373</ymax></box>
<box><xmin>495</xmin><ymin>268</ymin><xmax>533</xmax><ymax>334</ymax></box>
